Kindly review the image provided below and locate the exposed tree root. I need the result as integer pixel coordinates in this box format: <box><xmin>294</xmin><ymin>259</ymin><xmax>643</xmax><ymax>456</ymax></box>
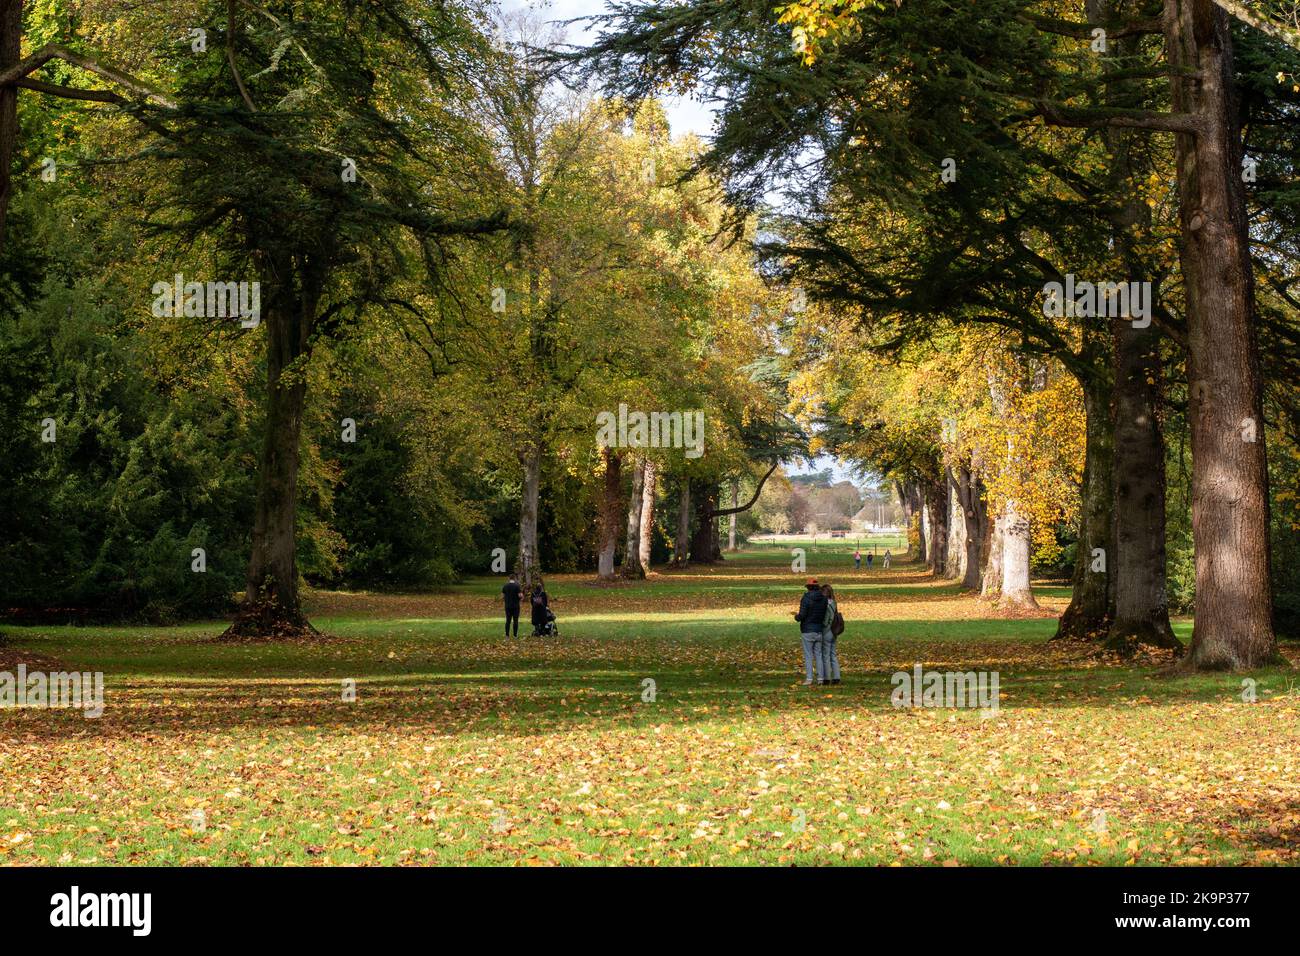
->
<box><xmin>1172</xmin><ymin>644</ymin><xmax>1289</xmax><ymax>673</ymax></box>
<box><xmin>1100</xmin><ymin>618</ymin><xmax>1184</xmax><ymax>659</ymax></box>
<box><xmin>1051</xmin><ymin>604</ymin><xmax>1111</xmax><ymax>643</ymax></box>
<box><xmin>217</xmin><ymin>600</ymin><xmax>322</xmax><ymax>642</ymax></box>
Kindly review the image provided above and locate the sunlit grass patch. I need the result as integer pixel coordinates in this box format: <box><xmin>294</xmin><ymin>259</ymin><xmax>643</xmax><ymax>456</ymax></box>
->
<box><xmin>1</xmin><ymin>553</ymin><xmax>1296</xmax><ymax>866</ymax></box>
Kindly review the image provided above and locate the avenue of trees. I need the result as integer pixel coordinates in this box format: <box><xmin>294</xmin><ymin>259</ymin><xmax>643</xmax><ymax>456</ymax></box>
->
<box><xmin>0</xmin><ymin>0</ymin><xmax>1296</xmax><ymax>673</ymax></box>
<box><xmin>573</xmin><ymin>0</ymin><xmax>1300</xmax><ymax>669</ymax></box>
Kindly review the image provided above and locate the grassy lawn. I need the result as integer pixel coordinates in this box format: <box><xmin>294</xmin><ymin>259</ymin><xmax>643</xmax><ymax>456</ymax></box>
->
<box><xmin>2</xmin><ymin>542</ymin><xmax>1297</xmax><ymax>866</ymax></box>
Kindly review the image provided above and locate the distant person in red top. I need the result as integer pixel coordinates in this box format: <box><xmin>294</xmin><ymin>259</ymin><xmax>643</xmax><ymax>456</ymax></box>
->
<box><xmin>853</xmin><ymin>549</ymin><xmax>861</xmax><ymax>571</ymax></box>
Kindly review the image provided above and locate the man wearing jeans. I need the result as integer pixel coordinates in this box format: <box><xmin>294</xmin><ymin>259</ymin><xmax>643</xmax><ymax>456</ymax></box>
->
<box><xmin>793</xmin><ymin>577</ymin><xmax>828</xmax><ymax>686</ymax></box>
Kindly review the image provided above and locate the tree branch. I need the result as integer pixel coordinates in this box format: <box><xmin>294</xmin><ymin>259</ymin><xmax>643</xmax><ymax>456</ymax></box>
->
<box><xmin>710</xmin><ymin>461</ymin><xmax>780</xmax><ymax>518</ymax></box>
<box><xmin>226</xmin><ymin>0</ymin><xmax>256</xmax><ymax>111</ymax></box>
<box><xmin>15</xmin><ymin>77</ymin><xmax>122</xmax><ymax>103</ymax></box>
<box><xmin>1031</xmin><ymin>101</ymin><xmax>1201</xmax><ymax>134</ymax></box>
<box><xmin>1021</xmin><ymin>13</ymin><xmax>1166</xmax><ymax>38</ymax></box>
<box><xmin>0</xmin><ymin>42</ymin><xmax>176</xmax><ymax>108</ymax></box>
<box><xmin>1212</xmin><ymin>0</ymin><xmax>1300</xmax><ymax>50</ymax></box>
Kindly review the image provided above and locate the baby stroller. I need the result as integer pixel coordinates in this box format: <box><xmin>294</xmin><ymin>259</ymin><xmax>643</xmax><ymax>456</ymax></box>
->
<box><xmin>536</xmin><ymin>606</ymin><xmax>560</xmax><ymax>637</ymax></box>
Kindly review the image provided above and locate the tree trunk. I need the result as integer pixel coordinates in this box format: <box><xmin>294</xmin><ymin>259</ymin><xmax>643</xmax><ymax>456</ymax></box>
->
<box><xmin>1166</xmin><ymin>0</ymin><xmax>1278</xmax><ymax>669</ymax></box>
<box><xmin>223</xmin><ymin>264</ymin><xmax>316</xmax><ymax>638</ymax></box>
<box><xmin>597</xmin><ymin>447</ymin><xmax>622</xmax><ymax>580</ymax></box>
<box><xmin>1054</xmin><ymin>370</ymin><xmax>1115</xmax><ymax>641</ymax></box>
<box><xmin>1097</xmin><ymin>50</ymin><xmax>1181</xmax><ymax>656</ymax></box>
<box><xmin>623</xmin><ymin>457</ymin><xmax>645</xmax><ymax>578</ymax></box>
<box><xmin>955</xmin><ymin>464</ymin><xmax>986</xmax><ymax>591</ymax></box>
<box><xmin>673</xmin><ymin>480</ymin><xmax>691</xmax><ymax>567</ymax></box>
<box><xmin>909</xmin><ymin>481</ymin><xmax>927</xmax><ymax>564</ymax></box>
<box><xmin>690</xmin><ymin>480</ymin><xmax>721</xmax><ymax>563</ymax></box>
<box><xmin>516</xmin><ymin>224</ymin><xmax>547</xmax><ymax>595</ymax></box>
<box><xmin>919</xmin><ymin>493</ymin><xmax>930</xmax><ymax>562</ymax></box>
<box><xmin>0</xmin><ymin>0</ymin><xmax>21</xmax><ymax>249</ymax></box>
<box><xmin>999</xmin><ymin>498</ymin><xmax>1038</xmax><ymax>610</ymax></box>
<box><xmin>517</xmin><ymin>442</ymin><xmax>542</xmax><ymax>593</ymax></box>
<box><xmin>727</xmin><ymin>478</ymin><xmax>738</xmax><ymax>551</ymax></box>
<box><xmin>982</xmin><ymin>512</ymin><xmax>1003</xmax><ymax>600</ymax></box>
<box><xmin>1108</xmin><ymin>314</ymin><xmax>1182</xmax><ymax>653</ymax></box>
<box><xmin>895</xmin><ymin>480</ymin><xmax>913</xmax><ymax>561</ymax></box>
<box><xmin>638</xmin><ymin>458</ymin><xmax>656</xmax><ymax>571</ymax></box>
<box><xmin>924</xmin><ymin>474</ymin><xmax>949</xmax><ymax>577</ymax></box>
<box><xmin>1069</xmin><ymin>0</ymin><xmax>1180</xmax><ymax>656</ymax></box>
<box><xmin>945</xmin><ymin>468</ymin><xmax>965</xmax><ymax>580</ymax></box>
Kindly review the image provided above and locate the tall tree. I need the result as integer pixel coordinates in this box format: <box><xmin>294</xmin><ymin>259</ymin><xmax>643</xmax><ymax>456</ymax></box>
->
<box><xmin>623</xmin><ymin>457</ymin><xmax>646</xmax><ymax>578</ymax></box>
<box><xmin>1165</xmin><ymin>0</ymin><xmax>1279</xmax><ymax>666</ymax></box>
<box><xmin>597</xmin><ymin>447</ymin><xmax>623</xmax><ymax>579</ymax></box>
<box><xmin>136</xmin><ymin>1</ymin><xmax>504</xmax><ymax>635</ymax></box>
<box><xmin>639</xmin><ymin>459</ymin><xmax>657</xmax><ymax>569</ymax></box>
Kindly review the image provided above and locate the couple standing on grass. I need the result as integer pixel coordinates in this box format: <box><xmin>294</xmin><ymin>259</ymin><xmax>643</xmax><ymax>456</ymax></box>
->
<box><xmin>794</xmin><ymin>578</ymin><xmax>842</xmax><ymax>686</ymax></box>
<box><xmin>501</xmin><ymin>573</ymin><xmax>550</xmax><ymax>637</ymax></box>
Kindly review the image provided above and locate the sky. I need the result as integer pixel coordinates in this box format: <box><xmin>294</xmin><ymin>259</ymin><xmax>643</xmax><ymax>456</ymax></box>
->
<box><xmin>499</xmin><ymin>1</ymin><xmax>864</xmax><ymax>489</ymax></box>
<box><xmin>499</xmin><ymin>0</ymin><xmax>717</xmax><ymax>137</ymax></box>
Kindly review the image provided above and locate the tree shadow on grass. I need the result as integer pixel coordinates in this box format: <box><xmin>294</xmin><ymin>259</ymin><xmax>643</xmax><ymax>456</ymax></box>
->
<box><xmin>3</xmin><ymin>625</ymin><xmax>1292</xmax><ymax>741</ymax></box>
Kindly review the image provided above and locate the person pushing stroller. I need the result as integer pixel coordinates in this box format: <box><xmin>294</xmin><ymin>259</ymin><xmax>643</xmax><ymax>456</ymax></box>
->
<box><xmin>530</xmin><ymin>579</ymin><xmax>559</xmax><ymax>637</ymax></box>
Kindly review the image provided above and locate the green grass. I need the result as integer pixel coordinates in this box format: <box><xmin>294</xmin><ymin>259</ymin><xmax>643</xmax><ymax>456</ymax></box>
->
<box><xmin>1</xmin><ymin>547</ymin><xmax>1296</xmax><ymax>866</ymax></box>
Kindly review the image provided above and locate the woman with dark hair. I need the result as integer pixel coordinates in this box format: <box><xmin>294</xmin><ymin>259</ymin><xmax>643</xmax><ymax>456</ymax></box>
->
<box><xmin>793</xmin><ymin>577</ymin><xmax>828</xmax><ymax>685</ymax></box>
<box><xmin>529</xmin><ymin>579</ymin><xmax>549</xmax><ymax>637</ymax></box>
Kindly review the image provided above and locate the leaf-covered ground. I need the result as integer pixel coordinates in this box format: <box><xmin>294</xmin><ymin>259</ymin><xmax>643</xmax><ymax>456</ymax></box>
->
<box><xmin>2</xmin><ymin>541</ymin><xmax>1297</xmax><ymax>866</ymax></box>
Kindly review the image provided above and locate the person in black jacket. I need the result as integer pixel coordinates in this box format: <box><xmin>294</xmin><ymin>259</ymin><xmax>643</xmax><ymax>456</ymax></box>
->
<box><xmin>529</xmin><ymin>580</ymin><xmax>549</xmax><ymax>636</ymax></box>
<box><xmin>502</xmin><ymin>573</ymin><xmax>522</xmax><ymax>638</ymax></box>
<box><xmin>793</xmin><ymin>578</ymin><xmax>829</xmax><ymax>685</ymax></box>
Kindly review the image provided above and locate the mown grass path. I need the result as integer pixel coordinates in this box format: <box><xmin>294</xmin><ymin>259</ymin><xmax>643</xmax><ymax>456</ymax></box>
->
<box><xmin>2</xmin><ymin>542</ymin><xmax>1297</xmax><ymax>865</ymax></box>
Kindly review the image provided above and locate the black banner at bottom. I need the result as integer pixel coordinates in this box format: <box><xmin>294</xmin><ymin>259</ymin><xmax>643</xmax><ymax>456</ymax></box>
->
<box><xmin>0</xmin><ymin>865</ymin><xmax>1281</xmax><ymax>942</ymax></box>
